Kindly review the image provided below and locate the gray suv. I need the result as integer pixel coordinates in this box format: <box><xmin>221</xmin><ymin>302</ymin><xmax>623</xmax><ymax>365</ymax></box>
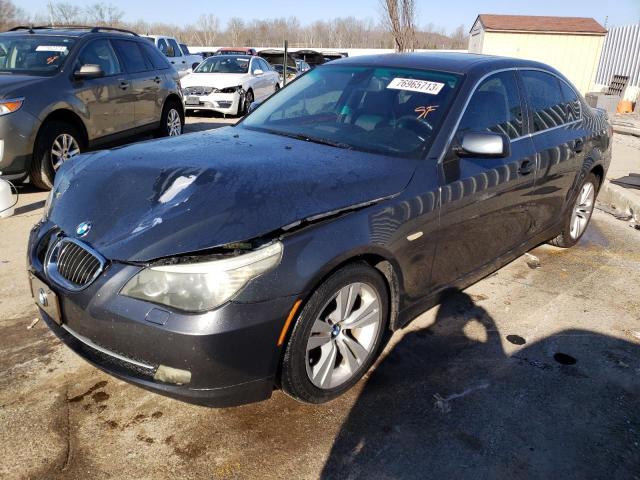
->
<box><xmin>0</xmin><ymin>26</ymin><xmax>184</xmax><ymax>189</ymax></box>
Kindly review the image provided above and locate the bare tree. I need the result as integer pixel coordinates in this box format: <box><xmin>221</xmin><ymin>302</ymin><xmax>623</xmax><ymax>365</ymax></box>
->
<box><xmin>227</xmin><ymin>17</ymin><xmax>245</xmax><ymax>47</ymax></box>
<box><xmin>379</xmin><ymin>0</ymin><xmax>417</xmax><ymax>52</ymax></box>
<box><xmin>0</xmin><ymin>0</ymin><xmax>24</xmax><ymax>30</ymax></box>
<box><xmin>450</xmin><ymin>24</ymin><xmax>468</xmax><ymax>49</ymax></box>
<box><xmin>194</xmin><ymin>14</ymin><xmax>220</xmax><ymax>46</ymax></box>
<box><xmin>48</xmin><ymin>1</ymin><xmax>82</xmax><ymax>25</ymax></box>
<box><xmin>85</xmin><ymin>3</ymin><xmax>124</xmax><ymax>26</ymax></box>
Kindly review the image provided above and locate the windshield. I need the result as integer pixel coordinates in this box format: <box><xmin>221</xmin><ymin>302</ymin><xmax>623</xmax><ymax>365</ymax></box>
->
<box><xmin>241</xmin><ymin>65</ymin><xmax>460</xmax><ymax>159</ymax></box>
<box><xmin>194</xmin><ymin>56</ymin><xmax>249</xmax><ymax>74</ymax></box>
<box><xmin>0</xmin><ymin>35</ymin><xmax>76</xmax><ymax>75</ymax></box>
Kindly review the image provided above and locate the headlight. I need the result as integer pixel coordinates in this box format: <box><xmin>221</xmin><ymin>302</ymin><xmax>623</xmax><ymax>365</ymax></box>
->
<box><xmin>121</xmin><ymin>242</ymin><xmax>283</xmax><ymax>312</ymax></box>
<box><xmin>220</xmin><ymin>86</ymin><xmax>241</xmax><ymax>94</ymax></box>
<box><xmin>0</xmin><ymin>98</ymin><xmax>24</xmax><ymax>116</ymax></box>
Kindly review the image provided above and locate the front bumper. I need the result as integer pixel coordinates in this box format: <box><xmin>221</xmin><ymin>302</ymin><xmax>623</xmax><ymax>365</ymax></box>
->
<box><xmin>183</xmin><ymin>92</ymin><xmax>241</xmax><ymax>115</ymax></box>
<box><xmin>0</xmin><ymin>109</ymin><xmax>40</xmax><ymax>179</ymax></box>
<box><xmin>28</xmin><ymin>225</ymin><xmax>296</xmax><ymax>407</ymax></box>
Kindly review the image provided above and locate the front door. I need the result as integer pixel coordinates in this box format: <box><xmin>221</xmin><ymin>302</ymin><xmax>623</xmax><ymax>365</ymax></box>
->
<box><xmin>431</xmin><ymin>70</ymin><xmax>537</xmax><ymax>289</ymax></box>
<box><xmin>72</xmin><ymin>39</ymin><xmax>134</xmax><ymax>138</ymax></box>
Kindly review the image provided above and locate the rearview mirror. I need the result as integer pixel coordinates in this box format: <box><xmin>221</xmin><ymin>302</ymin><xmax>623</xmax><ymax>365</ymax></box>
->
<box><xmin>253</xmin><ymin>69</ymin><xmax>264</xmax><ymax>76</ymax></box>
<box><xmin>457</xmin><ymin>132</ymin><xmax>509</xmax><ymax>158</ymax></box>
<box><xmin>74</xmin><ymin>64</ymin><xmax>104</xmax><ymax>79</ymax></box>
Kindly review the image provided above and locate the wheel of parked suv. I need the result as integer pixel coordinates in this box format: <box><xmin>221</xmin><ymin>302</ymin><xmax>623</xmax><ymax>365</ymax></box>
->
<box><xmin>241</xmin><ymin>90</ymin><xmax>254</xmax><ymax>116</ymax></box>
<box><xmin>30</xmin><ymin>121</ymin><xmax>84</xmax><ymax>190</ymax></box>
<box><xmin>155</xmin><ymin>100</ymin><xmax>183</xmax><ymax>138</ymax></box>
<box><xmin>280</xmin><ymin>263</ymin><xmax>389</xmax><ymax>404</ymax></box>
<box><xmin>548</xmin><ymin>172</ymin><xmax>599</xmax><ymax>248</ymax></box>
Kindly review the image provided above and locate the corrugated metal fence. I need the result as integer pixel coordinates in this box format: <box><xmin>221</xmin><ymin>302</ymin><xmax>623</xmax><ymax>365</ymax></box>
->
<box><xmin>595</xmin><ymin>24</ymin><xmax>640</xmax><ymax>87</ymax></box>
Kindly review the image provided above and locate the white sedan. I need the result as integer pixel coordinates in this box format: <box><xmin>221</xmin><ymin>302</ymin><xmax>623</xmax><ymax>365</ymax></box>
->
<box><xmin>181</xmin><ymin>55</ymin><xmax>280</xmax><ymax>116</ymax></box>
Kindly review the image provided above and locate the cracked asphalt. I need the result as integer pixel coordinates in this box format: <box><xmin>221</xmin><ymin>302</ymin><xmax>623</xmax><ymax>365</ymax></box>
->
<box><xmin>1</xmin><ymin>126</ymin><xmax>639</xmax><ymax>479</ymax></box>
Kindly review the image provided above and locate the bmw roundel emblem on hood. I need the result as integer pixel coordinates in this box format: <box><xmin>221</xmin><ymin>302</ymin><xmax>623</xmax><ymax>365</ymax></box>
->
<box><xmin>76</xmin><ymin>221</ymin><xmax>92</xmax><ymax>237</ymax></box>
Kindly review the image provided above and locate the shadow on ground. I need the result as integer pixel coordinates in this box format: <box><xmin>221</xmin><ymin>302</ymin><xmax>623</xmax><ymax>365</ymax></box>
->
<box><xmin>322</xmin><ymin>291</ymin><xmax>640</xmax><ymax>479</ymax></box>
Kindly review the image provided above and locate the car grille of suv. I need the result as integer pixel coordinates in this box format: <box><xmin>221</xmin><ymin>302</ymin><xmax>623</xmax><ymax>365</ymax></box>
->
<box><xmin>45</xmin><ymin>237</ymin><xmax>106</xmax><ymax>291</ymax></box>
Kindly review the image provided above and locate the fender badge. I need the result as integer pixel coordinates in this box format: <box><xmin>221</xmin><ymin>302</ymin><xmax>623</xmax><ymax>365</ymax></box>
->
<box><xmin>76</xmin><ymin>221</ymin><xmax>92</xmax><ymax>237</ymax></box>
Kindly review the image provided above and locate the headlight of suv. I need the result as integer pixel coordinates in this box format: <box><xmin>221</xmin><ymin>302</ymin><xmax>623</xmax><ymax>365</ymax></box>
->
<box><xmin>121</xmin><ymin>241</ymin><xmax>283</xmax><ymax>312</ymax></box>
<box><xmin>0</xmin><ymin>98</ymin><xmax>24</xmax><ymax>116</ymax></box>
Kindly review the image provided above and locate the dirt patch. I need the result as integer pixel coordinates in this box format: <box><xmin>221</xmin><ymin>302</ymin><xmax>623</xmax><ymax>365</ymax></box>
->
<box><xmin>68</xmin><ymin>381</ymin><xmax>108</xmax><ymax>403</ymax></box>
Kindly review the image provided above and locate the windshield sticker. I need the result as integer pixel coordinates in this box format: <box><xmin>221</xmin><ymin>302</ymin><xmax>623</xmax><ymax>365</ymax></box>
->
<box><xmin>387</xmin><ymin>78</ymin><xmax>445</xmax><ymax>95</ymax></box>
<box><xmin>415</xmin><ymin>105</ymin><xmax>438</xmax><ymax>119</ymax></box>
<box><xmin>36</xmin><ymin>45</ymin><xmax>68</xmax><ymax>53</ymax></box>
<box><xmin>236</xmin><ymin>58</ymin><xmax>249</xmax><ymax>62</ymax></box>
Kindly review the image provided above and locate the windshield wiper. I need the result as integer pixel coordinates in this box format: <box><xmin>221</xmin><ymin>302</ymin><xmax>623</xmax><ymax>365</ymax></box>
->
<box><xmin>263</xmin><ymin>129</ymin><xmax>353</xmax><ymax>150</ymax></box>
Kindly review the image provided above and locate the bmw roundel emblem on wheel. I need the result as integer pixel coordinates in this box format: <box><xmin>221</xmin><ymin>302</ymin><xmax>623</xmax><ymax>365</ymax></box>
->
<box><xmin>75</xmin><ymin>221</ymin><xmax>92</xmax><ymax>237</ymax></box>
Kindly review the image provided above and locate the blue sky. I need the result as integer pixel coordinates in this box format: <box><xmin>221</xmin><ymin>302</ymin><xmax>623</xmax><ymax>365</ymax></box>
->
<box><xmin>20</xmin><ymin>0</ymin><xmax>640</xmax><ymax>33</ymax></box>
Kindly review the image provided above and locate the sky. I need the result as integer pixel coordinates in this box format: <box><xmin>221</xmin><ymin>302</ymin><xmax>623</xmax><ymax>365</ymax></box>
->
<box><xmin>18</xmin><ymin>0</ymin><xmax>640</xmax><ymax>33</ymax></box>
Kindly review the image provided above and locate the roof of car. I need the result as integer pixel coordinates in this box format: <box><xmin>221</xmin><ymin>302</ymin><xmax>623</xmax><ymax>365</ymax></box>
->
<box><xmin>3</xmin><ymin>26</ymin><xmax>139</xmax><ymax>38</ymax></box>
<box><xmin>330</xmin><ymin>52</ymin><xmax>556</xmax><ymax>76</ymax></box>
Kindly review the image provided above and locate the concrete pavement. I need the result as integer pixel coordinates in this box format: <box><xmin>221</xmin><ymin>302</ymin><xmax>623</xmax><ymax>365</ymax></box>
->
<box><xmin>0</xmin><ymin>116</ymin><xmax>639</xmax><ymax>480</ymax></box>
<box><xmin>598</xmin><ymin>133</ymin><xmax>640</xmax><ymax>221</ymax></box>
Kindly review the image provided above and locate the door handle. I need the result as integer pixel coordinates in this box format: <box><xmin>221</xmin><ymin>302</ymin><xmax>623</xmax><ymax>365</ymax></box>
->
<box><xmin>154</xmin><ymin>76</ymin><xmax>161</xmax><ymax>84</ymax></box>
<box><xmin>182</xmin><ymin>61</ymin><xmax>186</xmax><ymax>64</ymax></box>
<box><xmin>119</xmin><ymin>81</ymin><xmax>130</xmax><ymax>90</ymax></box>
<box><xmin>573</xmin><ymin>139</ymin><xmax>584</xmax><ymax>154</ymax></box>
<box><xmin>170</xmin><ymin>61</ymin><xmax>175</xmax><ymax>64</ymax></box>
<box><xmin>518</xmin><ymin>159</ymin><xmax>535</xmax><ymax>175</ymax></box>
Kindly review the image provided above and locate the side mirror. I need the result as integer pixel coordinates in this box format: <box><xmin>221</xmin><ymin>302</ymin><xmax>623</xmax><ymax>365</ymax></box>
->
<box><xmin>253</xmin><ymin>69</ymin><xmax>264</xmax><ymax>76</ymax></box>
<box><xmin>74</xmin><ymin>64</ymin><xmax>104</xmax><ymax>79</ymax></box>
<box><xmin>248</xmin><ymin>101</ymin><xmax>262</xmax><ymax>114</ymax></box>
<box><xmin>456</xmin><ymin>131</ymin><xmax>509</xmax><ymax>158</ymax></box>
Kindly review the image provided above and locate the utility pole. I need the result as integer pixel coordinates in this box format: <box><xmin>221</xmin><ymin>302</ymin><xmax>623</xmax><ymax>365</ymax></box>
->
<box><xmin>283</xmin><ymin>39</ymin><xmax>289</xmax><ymax>87</ymax></box>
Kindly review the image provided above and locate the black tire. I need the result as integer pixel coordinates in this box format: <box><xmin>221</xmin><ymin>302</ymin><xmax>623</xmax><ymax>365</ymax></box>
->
<box><xmin>154</xmin><ymin>100</ymin><xmax>184</xmax><ymax>138</ymax></box>
<box><xmin>280</xmin><ymin>263</ymin><xmax>390</xmax><ymax>404</ymax></box>
<box><xmin>240</xmin><ymin>89</ymin><xmax>254</xmax><ymax>117</ymax></box>
<box><xmin>30</xmin><ymin>121</ymin><xmax>84</xmax><ymax>190</ymax></box>
<box><xmin>548</xmin><ymin>172</ymin><xmax>599</xmax><ymax>248</ymax></box>
<box><xmin>275</xmin><ymin>83</ymin><xmax>280</xmax><ymax>93</ymax></box>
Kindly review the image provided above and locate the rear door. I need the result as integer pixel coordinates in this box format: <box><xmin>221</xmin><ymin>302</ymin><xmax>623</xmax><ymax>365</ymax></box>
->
<box><xmin>72</xmin><ymin>38</ymin><xmax>134</xmax><ymax>137</ymax></box>
<box><xmin>111</xmin><ymin>39</ymin><xmax>162</xmax><ymax>128</ymax></box>
<box><xmin>519</xmin><ymin>70</ymin><xmax>587</xmax><ymax>231</ymax></box>
<box><xmin>431</xmin><ymin>70</ymin><xmax>537</xmax><ymax>289</ymax></box>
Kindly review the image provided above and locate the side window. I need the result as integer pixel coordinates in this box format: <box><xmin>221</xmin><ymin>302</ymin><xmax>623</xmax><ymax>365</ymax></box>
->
<box><xmin>260</xmin><ymin>59</ymin><xmax>272</xmax><ymax>71</ymax></box>
<box><xmin>157</xmin><ymin>39</ymin><xmax>169</xmax><ymax>56</ymax></box>
<box><xmin>521</xmin><ymin>70</ymin><xmax>567</xmax><ymax>132</ymax></box>
<box><xmin>167</xmin><ymin>39</ymin><xmax>181</xmax><ymax>58</ymax></box>
<box><xmin>140</xmin><ymin>42</ymin><xmax>170</xmax><ymax>70</ymax></box>
<box><xmin>559</xmin><ymin>81</ymin><xmax>581</xmax><ymax>123</ymax></box>
<box><xmin>112</xmin><ymin>40</ymin><xmax>151</xmax><ymax>73</ymax></box>
<box><xmin>457</xmin><ymin>71</ymin><xmax>523</xmax><ymax>140</ymax></box>
<box><xmin>250</xmin><ymin>58</ymin><xmax>260</xmax><ymax>73</ymax></box>
<box><xmin>77</xmin><ymin>39</ymin><xmax>121</xmax><ymax>76</ymax></box>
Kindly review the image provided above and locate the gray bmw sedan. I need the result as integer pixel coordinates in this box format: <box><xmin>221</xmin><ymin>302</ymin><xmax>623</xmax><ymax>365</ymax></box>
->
<box><xmin>28</xmin><ymin>53</ymin><xmax>611</xmax><ymax>407</ymax></box>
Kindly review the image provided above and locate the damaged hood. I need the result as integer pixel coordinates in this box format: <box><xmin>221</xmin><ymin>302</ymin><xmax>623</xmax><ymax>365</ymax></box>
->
<box><xmin>49</xmin><ymin>128</ymin><xmax>417</xmax><ymax>262</ymax></box>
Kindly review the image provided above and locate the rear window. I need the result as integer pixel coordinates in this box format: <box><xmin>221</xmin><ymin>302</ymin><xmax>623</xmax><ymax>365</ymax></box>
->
<box><xmin>521</xmin><ymin>70</ymin><xmax>567</xmax><ymax>132</ymax></box>
<box><xmin>140</xmin><ymin>42</ymin><xmax>170</xmax><ymax>70</ymax></box>
<box><xmin>112</xmin><ymin>39</ymin><xmax>151</xmax><ymax>73</ymax></box>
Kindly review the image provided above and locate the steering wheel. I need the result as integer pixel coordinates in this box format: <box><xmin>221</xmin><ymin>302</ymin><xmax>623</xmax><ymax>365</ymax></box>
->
<box><xmin>395</xmin><ymin>115</ymin><xmax>433</xmax><ymax>141</ymax></box>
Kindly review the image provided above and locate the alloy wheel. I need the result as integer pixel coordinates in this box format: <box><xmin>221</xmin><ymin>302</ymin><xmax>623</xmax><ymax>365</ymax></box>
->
<box><xmin>305</xmin><ymin>282</ymin><xmax>382</xmax><ymax>389</ymax></box>
<box><xmin>50</xmin><ymin>134</ymin><xmax>80</xmax><ymax>171</ymax></box>
<box><xmin>167</xmin><ymin>109</ymin><xmax>182</xmax><ymax>136</ymax></box>
<box><xmin>569</xmin><ymin>181</ymin><xmax>595</xmax><ymax>239</ymax></box>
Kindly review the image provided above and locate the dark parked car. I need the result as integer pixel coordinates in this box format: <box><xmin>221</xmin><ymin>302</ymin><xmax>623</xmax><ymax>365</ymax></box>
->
<box><xmin>28</xmin><ymin>53</ymin><xmax>611</xmax><ymax>407</ymax></box>
<box><xmin>0</xmin><ymin>26</ymin><xmax>184</xmax><ymax>189</ymax></box>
